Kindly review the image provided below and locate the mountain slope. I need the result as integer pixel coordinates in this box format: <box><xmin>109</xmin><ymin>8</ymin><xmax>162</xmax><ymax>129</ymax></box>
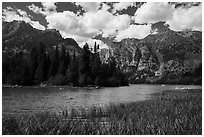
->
<box><xmin>96</xmin><ymin>22</ymin><xmax>202</xmax><ymax>84</ymax></box>
<box><xmin>2</xmin><ymin>20</ymin><xmax>202</xmax><ymax>84</ymax></box>
<box><xmin>2</xmin><ymin>20</ymin><xmax>82</xmax><ymax>55</ymax></box>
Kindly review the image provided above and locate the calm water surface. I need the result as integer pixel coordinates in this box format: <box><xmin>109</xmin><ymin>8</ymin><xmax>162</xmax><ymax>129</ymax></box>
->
<box><xmin>2</xmin><ymin>84</ymin><xmax>201</xmax><ymax>115</ymax></box>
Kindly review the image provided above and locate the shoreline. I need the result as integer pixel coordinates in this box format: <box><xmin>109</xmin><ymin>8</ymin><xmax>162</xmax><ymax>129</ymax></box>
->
<box><xmin>2</xmin><ymin>83</ymin><xmax>201</xmax><ymax>89</ymax></box>
<box><xmin>2</xmin><ymin>84</ymin><xmax>102</xmax><ymax>89</ymax></box>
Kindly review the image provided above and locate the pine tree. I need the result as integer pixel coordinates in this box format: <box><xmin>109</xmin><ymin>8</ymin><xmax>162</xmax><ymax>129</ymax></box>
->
<box><xmin>92</xmin><ymin>51</ymin><xmax>101</xmax><ymax>81</ymax></box>
<box><xmin>66</xmin><ymin>50</ymin><xmax>79</xmax><ymax>86</ymax></box>
<box><xmin>22</xmin><ymin>63</ymin><xmax>32</xmax><ymax>85</ymax></box>
<box><xmin>65</xmin><ymin>51</ymin><xmax>70</xmax><ymax>67</ymax></box>
<box><xmin>94</xmin><ymin>42</ymin><xmax>97</xmax><ymax>53</ymax></box>
<box><xmin>35</xmin><ymin>42</ymin><xmax>47</xmax><ymax>83</ymax></box>
<box><xmin>79</xmin><ymin>43</ymin><xmax>91</xmax><ymax>75</ymax></box>
<box><xmin>97</xmin><ymin>44</ymin><xmax>100</xmax><ymax>50</ymax></box>
<box><xmin>58</xmin><ymin>45</ymin><xmax>67</xmax><ymax>75</ymax></box>
<box><xmin>49</xmin><ymin>46</ymin><xmax>59</xmax><ymax>77</ymax></box>
<box><xmin>29</xmin><ymin>46</ymin><xmax>39</xmax><ymax>82</ymax></box>
<box><xmin>11</xmin><ymin>51</ymin><xmax>26</xmax><ymax>85</ymax></box>
<box><xmin>108</xmin><ymin>56</ymin><xmax>117</xmax><ymax>76</ymax></box>
<box><xmin>78</xmin><ymin>43</ymin><xmax>93</xmax><ymax>86</ymax></box>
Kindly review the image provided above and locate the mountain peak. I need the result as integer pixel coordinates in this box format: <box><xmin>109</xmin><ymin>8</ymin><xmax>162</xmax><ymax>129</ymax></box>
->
<box><xmin>2</xmin><ymin>20</ymin><xmax>37</xmax><ymax>38</ymax></box>
<box><xmin>2</xmin><ymin>20</ymin><xmax>82</xmax><ymax>54</ymax></box>
<box><xmin>150</xmin><ymin>21</ymin><xmax>171</xmax><ymax>34</ymax></box>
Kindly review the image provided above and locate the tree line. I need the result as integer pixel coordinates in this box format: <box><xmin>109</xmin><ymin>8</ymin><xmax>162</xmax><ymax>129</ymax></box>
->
<box><xmin>2</xmin><ymin>42</ymin><xmax>128</xmax><ymax>87</ymax></box>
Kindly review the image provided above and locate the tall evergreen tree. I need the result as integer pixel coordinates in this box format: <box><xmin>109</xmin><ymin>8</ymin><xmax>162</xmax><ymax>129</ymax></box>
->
<box><xmin>65</xmin><ymin>51</ymin><xmax>70</xmax><ymax>67</ymax></box>
<box><xmin>97</xmin><ymin>44</ymin><xmax>100</xmax><ymax>50</ymax></box>
<box><xmin>66</xmin><ymin>50</ymin><xmax>79</xmax><ymax>86</ymax></box>
<box><xmin>94</xmin><ymin>42</ymin><xmax>97</xmax><ymax>53</ymax></box>
<box><xmin>58</xmin><ymin>45</ymin><xmax>67</xmax><ymax>75</ymax></box>
<box><xmin>91</xmin><ymin>50</ymin><xmax>101</xmax><ymax>81</ymax></box>
<box><xmin>49</xmin><ymin>46</ymin><xmax>59</xmax><ymax>77</ymax></box>
<box><xmin>79</xmin><ymin>43</ymin><xmax>91</xmax><ymax>75</ymax></box>
<box><xmin>35</xmin><ymin>42</ymin><xmax>47</xmax><ymax>83</ymax></box>
<box><xmin>11</xmin><ymin>51</ymin><xmax>26</xmax><ymax>85</ymax></box>
<box><xmin>22</xmin><ymin>62</ymin><xmax>33</xmax><ymax>85</ymax></box>
<box><xmin>108</xmin><ymin>56</ymin><xmax>117</xmax><ymax>76</ymax></box>
<box><xmin>29</xmin><ymin>46</ymin><xmax>39</xmax><ymax>82</ymax></box>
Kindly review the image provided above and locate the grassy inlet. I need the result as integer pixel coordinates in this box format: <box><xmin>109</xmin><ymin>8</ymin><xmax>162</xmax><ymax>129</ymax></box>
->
<box><xmin>2</xmin><ymin>89</ymin><xmax>202</xmax><ymax>135</ymax></box>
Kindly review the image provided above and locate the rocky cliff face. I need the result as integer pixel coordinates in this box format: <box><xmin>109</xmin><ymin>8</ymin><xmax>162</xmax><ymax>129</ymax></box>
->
<box><xmin>97</xmin><ymin>22</ymin><xmax>202</xmax><ymax>84</ymax></box>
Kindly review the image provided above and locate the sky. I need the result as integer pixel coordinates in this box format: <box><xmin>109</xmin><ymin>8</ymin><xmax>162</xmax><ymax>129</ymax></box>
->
<box><xmin>2</xmin><ymin>2</ymin><xmax>202</xmax><ymax>48</ymax></box>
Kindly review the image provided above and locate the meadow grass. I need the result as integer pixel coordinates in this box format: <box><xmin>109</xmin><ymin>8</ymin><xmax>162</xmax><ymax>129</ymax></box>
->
<box><xmin>2</xmin><ymin>89</ymin><xmax>202</xmax><ymax>135</ymax></box>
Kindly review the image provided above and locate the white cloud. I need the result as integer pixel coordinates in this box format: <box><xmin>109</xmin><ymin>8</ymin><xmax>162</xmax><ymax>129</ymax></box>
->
<box><xmin>17</xmin><ymin>9</ymin><xmax>29</xmax><ymax>17</ymax></box>
<box><xmin>28</xmin><ymin>4</ymin><xmax>43</xmax><ymax>14</ymax></box>
<box><xmin>75</xmin><ymin>2</ymin><xmax>101</xmax><ymax>12</ymax></box>
<box><xmin>2</xmin><ymin>8</ymin><xmax>45</xmax><ymax>30</ymax></box>
<box><xmin>42</xmin><ymin>2</ymin><xmax>56</xmax><ymax>12</ymax></box>
<box><xmin>134</xmin><ymin>2</ymin><xmax>202</xmax><ymax>31</ymax></box>
<box><xmin>46</xmin><ymin>11</ymin><xmax>79</xmax><ymax>31</ymax></box>
<box><xmin>135</xmin><ymin>2</ymin><xmax>173</xmax><ymax>24</ymax></box>
<box><xmin>6</xmin><ymin>6</ymin><xmax>14</xmax><ymax>10</ymax></box>
<box><xmin>28</xmin><ymin>2</ymin><xmax>56</xmax><ymax>15</ymax></box>
<box><xmin>3</xmin><ymin>9</ymin><xmax>30</xmax><ymax>22</ymax></box>
<box><xmin>115</xmin><ymin>24</ymin><xmax>151</xmax><ymax>41</ymax></box>
<box><xmin>82</xmin><ymin>3</ymin><xmax>131</xmax><ymax>37</ymax></box>
<box><xmin>30</xmin><ymin>21</ymin><xmax>46</xmax><ymax>30</ymax></box>
<box><xmin>167</xmin><ymin>4</ymin><xmax>202</xmax><ymax>31</ymax></box>
<box><xmin>45</xmin><ymin>11</ymin><xmax>98</xmax><ymax>43</ymax></box>
<box><xmin>45</xmin><ymin>3</ymin><xmax>131</xmax><ymax>44</ymax></box>
<box><xmin>83</xmin><ymin>9</ymin><xmax>131</xmax><ymax>36</ymax></box>
<box><xmin>101</xmin><ymin>3</ymin><xmax>111</xmax><ymax>11</ymax></box>
<box><xmin>26</xmin><ymin>2</ymin><xmax>202</xmax><ymax>45</ymax></box>
<box><xmin>112</xmin><ymin>2</ymin><xmax>135</xmax><ymax>13</ymax></box>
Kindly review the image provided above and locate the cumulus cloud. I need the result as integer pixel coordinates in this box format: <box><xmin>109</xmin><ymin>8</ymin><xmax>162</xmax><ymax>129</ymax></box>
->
<box><xmin>2</xmin><ymin>8</ymin><xmax>45</xmax><ymax>30</ymax></box>
<box><xmin>167</xmin><ymin>4</ymin><xmax>202</xmax><ymax>31</ymax></box>
<box><xmin>45</xmin><ymin>3</ymin><xmax>131</xmax><ymax>44</ymax></box>
<box><xmin>45</xmin><ymin>11</ymin><xmax>98</xmax><ymax>43</ymax></box>
<box><xmin>3</xmin><ymin>8</ymin><xmax>30</xmax><ymax>22</ymax></box>
<box><xmin>28</xmin><ymin>2</ymin><xmax>56</xmax><ymax>15</ymax></box>
<box><xmin>6</xmin><ymin>6</ymin><xmax>13</xmax><ymax>10</ymax></box>
<box><xmin>135</xmin><ymin>2</ymin><xmax>173</xmax><ymax>23</ymax></box>
<box><xmin>115</xmin><ymin>24</ymin><xmax>151</xmax><ymax>41</ymax></box>
<box><xmin>112</xmin><ymin>2</ymin><xmax>135</xmax><ymax>13</ymax></box>
<box><xmin>27</xmin><ymin>4</ymin><xmax>42</xmax><ymax>14</ymax></box>
<box><xmin>42</xmin><ymin>2</ymin><xmax>56</xmax><ymax>12</ymax></box>
<box><xmin>24</xmin><ymin>2</ymin><xmax>202</xmax><ymax>45</ymax></box>
<box><xmin>83</xmin><ymin>9</ymin><xmax>131</xmax><ymax>36</ymax></box>
<box><xmin>134</xmin><ymin>2</ymin><xmax>202</xmax><ymax>31</ymax></box>
<box><xmin>75</xmin><ymin>2</ymin><xmax>101</xmax><ymax>12</ymax></box>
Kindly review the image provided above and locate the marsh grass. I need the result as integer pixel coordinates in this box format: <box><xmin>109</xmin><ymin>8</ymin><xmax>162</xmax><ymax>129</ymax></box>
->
<box><xmin>2</xmin><ymin>89</ymin><xmax>202</xmax><ymax>135</ymax></box>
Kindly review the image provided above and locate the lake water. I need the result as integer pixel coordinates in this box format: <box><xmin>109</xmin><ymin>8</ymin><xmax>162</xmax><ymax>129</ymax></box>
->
<box><xmin>2</xmin><ymin>84</ymin><xmax>201</xmax><ymax>116</ymax></box>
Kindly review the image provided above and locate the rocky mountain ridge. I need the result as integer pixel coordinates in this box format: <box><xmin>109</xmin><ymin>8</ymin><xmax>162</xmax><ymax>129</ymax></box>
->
<box><xmin>2</xmin><ymin>20</ymin><xmax>82</xmax><ymax>55</ymax></box>
<box><xmin>96</xmin><ymin>22</ymin><xmax>202</xmax><ymax>84</ymax></box>
<box><xmin>2</xmin><ymin>20</ymin><xmax>202</xmax><ymax>84</ymax></box>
